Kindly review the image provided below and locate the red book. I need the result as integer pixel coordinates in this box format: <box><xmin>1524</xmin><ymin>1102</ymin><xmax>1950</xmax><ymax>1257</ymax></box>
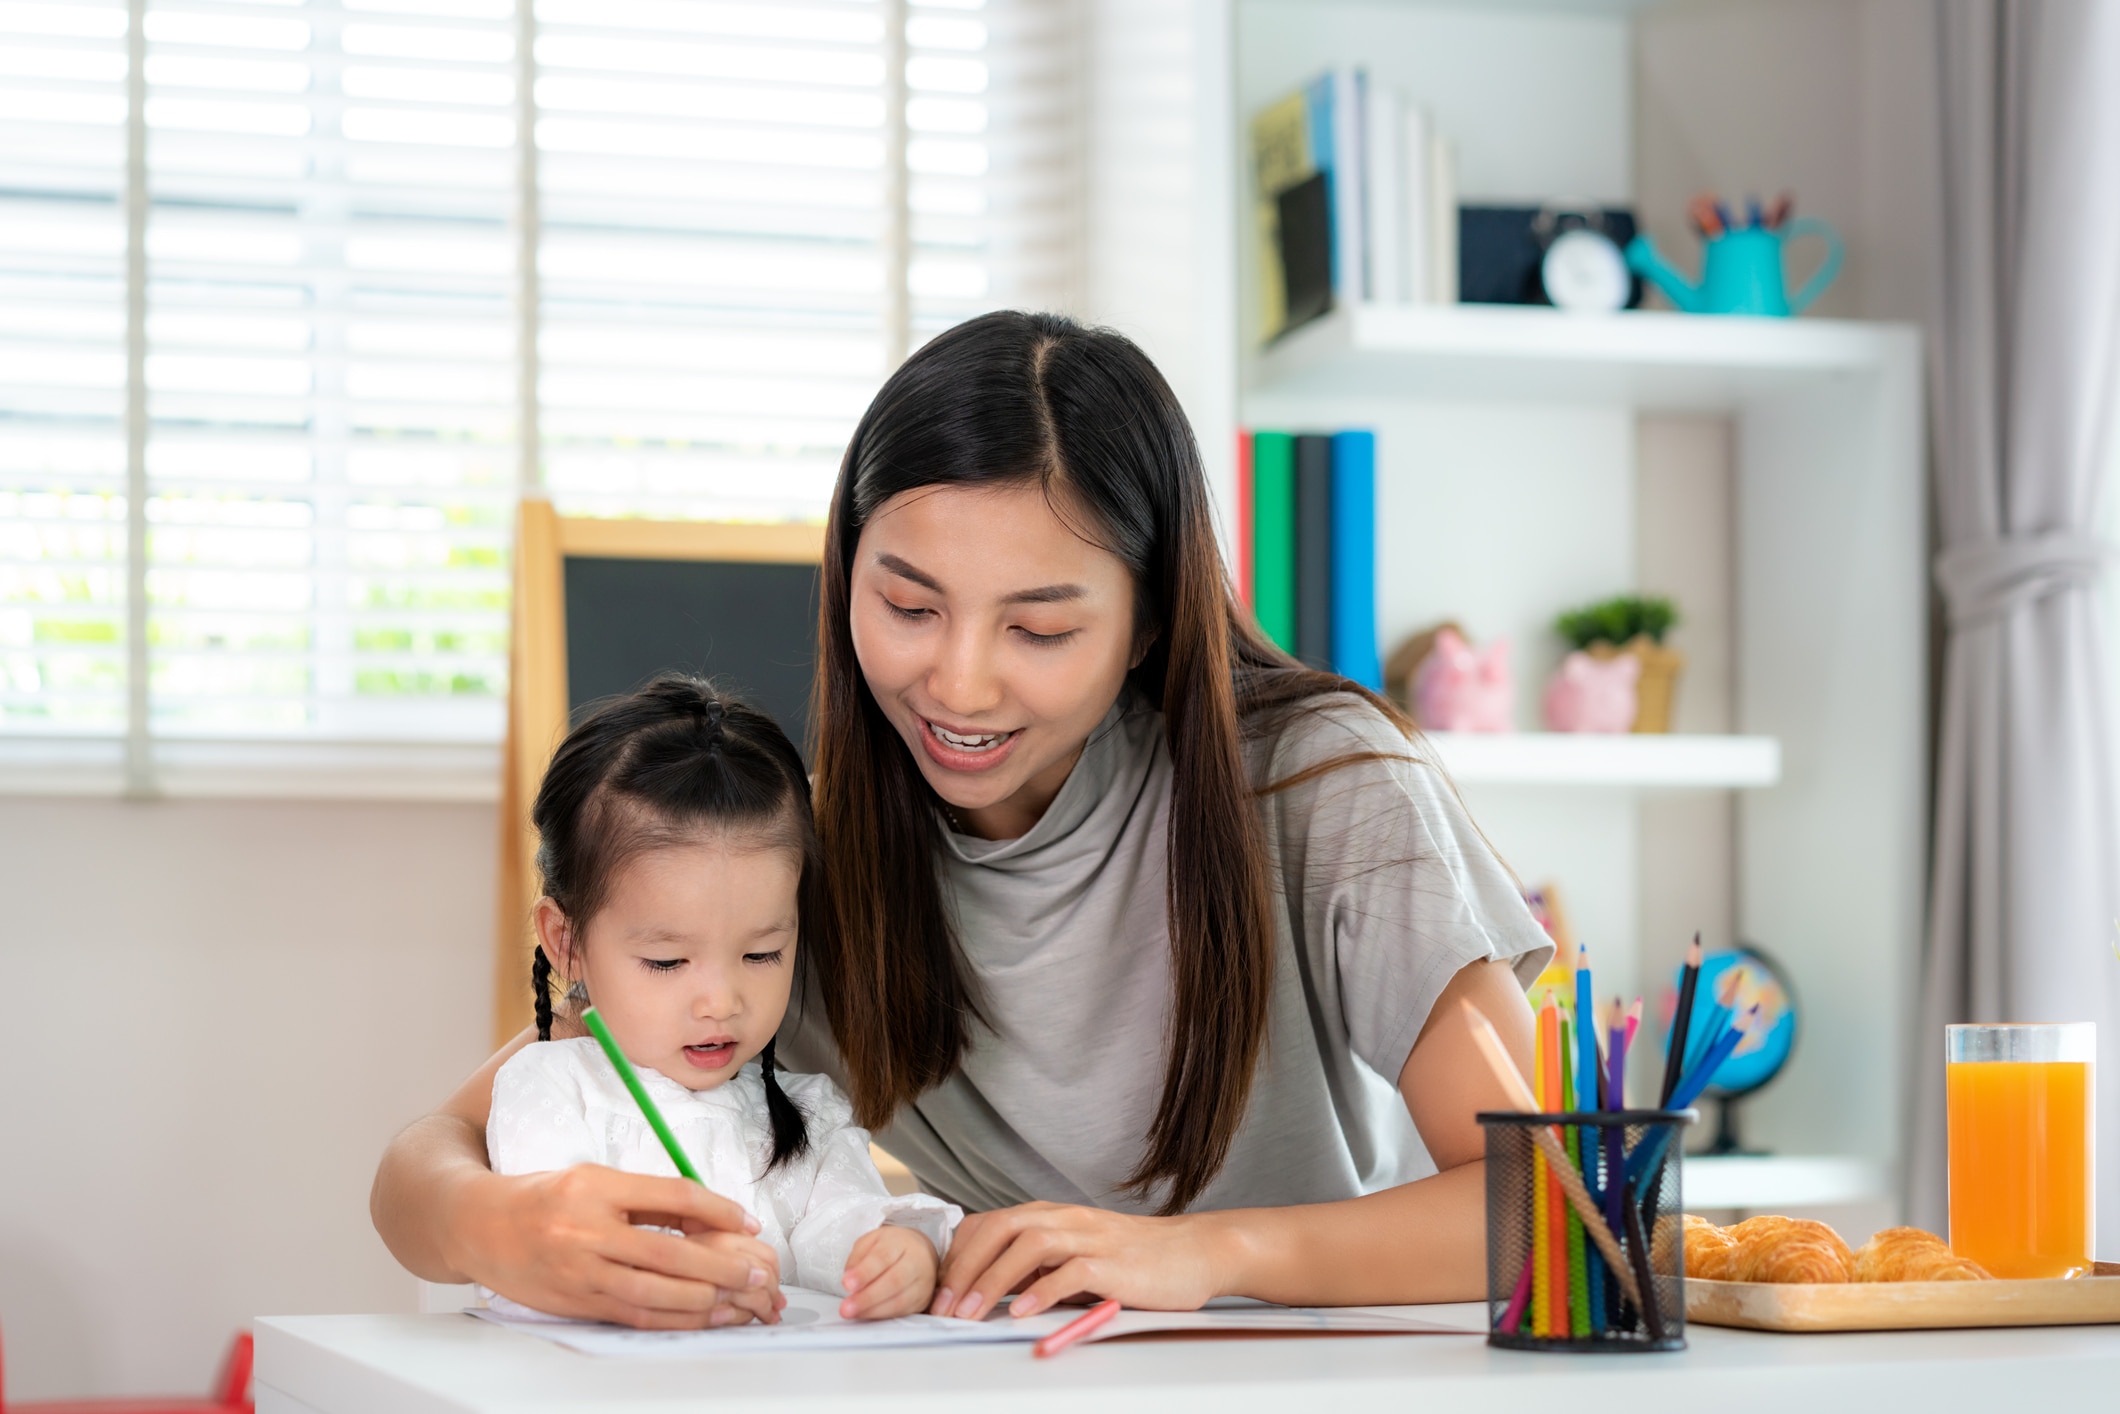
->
<box><xmin>1236</xmin><ymin>428</ymin><xmax>1255</xmax><ymax>609</ymax></box>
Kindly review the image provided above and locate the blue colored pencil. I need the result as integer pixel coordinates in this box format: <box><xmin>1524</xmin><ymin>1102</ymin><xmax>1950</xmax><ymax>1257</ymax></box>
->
<box><xmin>1573</xmin><ymin>953</ymin><xmax>1606</xmax><ymax>1332</ymax></box>
<box><xmin>1683</xmin><ymin>967</ymin><xmax>1746</xmax><ymax>1076</ymax></box>
<box><xmin>1600</xmin><ymin>1000</ymin><xmax>1626</xmax><ymax>1319</ymax></box>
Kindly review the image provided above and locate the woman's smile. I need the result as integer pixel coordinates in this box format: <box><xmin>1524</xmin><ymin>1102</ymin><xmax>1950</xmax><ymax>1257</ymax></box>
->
<box><xmin>920</xmin><ymin>716</ymin><xmax>1023</xmax><ymax>772</ymax></box>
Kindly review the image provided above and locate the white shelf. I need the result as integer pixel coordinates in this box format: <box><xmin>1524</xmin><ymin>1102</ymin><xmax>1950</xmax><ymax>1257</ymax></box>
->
<box><xmin>1685</xmin><ymin>1155</ymin><xmax>1890</xmax><ymax>1211</ymax></box>
<box><xmin>1247</xmin><ymin>303</ymin><xmax>1917</xmax><ymax>410</ymax></box>
<box><xmin>1426</xmin><ymin>732</ymin><xmax>1780</xmax><ymax>788</ymax></box>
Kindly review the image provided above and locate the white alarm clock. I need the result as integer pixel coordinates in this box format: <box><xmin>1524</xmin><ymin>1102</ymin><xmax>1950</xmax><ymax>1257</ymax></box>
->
<box><xmin>1541</xmin><ymin>228</ymin><xmax>1631</xmax><ymax>313</ymax></box>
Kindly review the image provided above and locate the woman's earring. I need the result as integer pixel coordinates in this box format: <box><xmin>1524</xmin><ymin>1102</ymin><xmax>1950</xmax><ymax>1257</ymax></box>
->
<box><xmin>564</xmin><ymin>980</ymin><xmax>589</xmax><ymax>1006</ymax></box>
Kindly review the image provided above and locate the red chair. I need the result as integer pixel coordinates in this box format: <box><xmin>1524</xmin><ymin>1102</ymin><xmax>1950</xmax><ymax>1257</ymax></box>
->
<box><xmin>0</xmin><ymin>1328</ymin><xmax>252</xmax><ymax>1414</ymax></box>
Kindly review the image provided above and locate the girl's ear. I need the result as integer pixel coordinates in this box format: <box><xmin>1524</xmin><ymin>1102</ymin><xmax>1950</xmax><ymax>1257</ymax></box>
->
<box><xmin>1129</xmin><ymin>628</ymin><xmax>1158</xmax><ymax>671</ymax></box>
<box><xmin>532</xmin><ymin>897</ymin><xmax>580</xmax><ymax>979</ymax></box>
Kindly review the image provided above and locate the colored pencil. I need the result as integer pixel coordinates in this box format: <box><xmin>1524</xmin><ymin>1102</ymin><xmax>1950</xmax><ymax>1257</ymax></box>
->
<box><xmin>1684</xmin><ymin>966</ymin><xmax>1747</xmax><ymax>1077</ymax></box>
<box><xmin>1530</xmin><ymin>1005</ymin><xmax>1551</xmax><ymax>1336</ymax></box>
<box><xmin>1600</xmin><ymin>999</ymin><xmax>1626</xmax><ymax>1322</ymax></box>
<box><xmin>581</xmin><ymin>1007</ymin><xmax>703</xmax><ymax>1184</ymax></box>
<box><xmin>1032</xmin><ymin>1298</ymin><xmax>1120</xmax><ymax>1358</ymax></box>
<box><xmin>1459</xmin><ymin>1004</ymin><xmax>1644</xmax><ymax>1312</ymax></box>
<box><xmin>1660</xmin><ymin>934</ymin><xmax>1703</xmax><ymax>1106</ymax></box>
<box><xmin>1571</xmin><ymin>953</ymin><xmax>1606</xmax><ymax>1331</ymax></box>
<box><xmin>1574</xmin><ymin>950</ymin><xmax>1599</xmax><ymax>1109</ymax></box>
<box><xmin>1498</xmin><ymin>1254</ymin><xmax>1533</xmax><ymax>1334</ymax></box>
<box><xmin>1551</xmin><ymin>1004</ymin><xmax>1568</xmax><ymax>1339</ymax></box>
<box><xmin>1561</xmin><ymin>1029</ymin><xmax>1589</xmax><ymax>1337</ymax></box>
<box><xmin>1673</xmin><ymin>1005</ymin><xmax>1758</xmax><ymax>1111</ymax></box>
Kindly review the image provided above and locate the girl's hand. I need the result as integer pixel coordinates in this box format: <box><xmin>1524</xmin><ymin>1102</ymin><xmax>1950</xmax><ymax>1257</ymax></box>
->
<box><xmin>450</xmin><ymin>1163</ymin><xmax>784</xmax><ymax>1329</ymax></box>
<box><xmin>931</xmin><ymin>1202</ymin><xmax>1230</xmax><ymax>1320</ymax></box>
<box><xmin>839</xmin><ymin>1225</ymin><xmax>940</xmax><ymax>1320</ymax></box>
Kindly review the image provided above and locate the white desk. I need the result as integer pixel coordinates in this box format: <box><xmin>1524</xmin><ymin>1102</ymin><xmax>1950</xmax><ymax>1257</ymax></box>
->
<box><xmin>257</xmin><ymin>1308</ymin><xmax>2120</xmax><ymax>1413</ymax></box>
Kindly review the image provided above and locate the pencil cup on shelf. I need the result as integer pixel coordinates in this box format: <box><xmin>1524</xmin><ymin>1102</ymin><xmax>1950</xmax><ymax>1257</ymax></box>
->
<box><xmin>1479</xmin><ymin>1109</ymin><xmax>1693</xmax><ymax>1352</ymax></box>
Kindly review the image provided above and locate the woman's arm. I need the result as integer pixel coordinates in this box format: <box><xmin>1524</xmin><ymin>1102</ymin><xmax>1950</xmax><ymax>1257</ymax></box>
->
<box><xmin>933</xmin><ymin>958</ymin><xmax>1536</xmax><ymax>1317</ymax></box>
<box><xmin>370</xmin><ymin>1027</ymin><xmax>784</xmax><ymax>1328</ymax></box>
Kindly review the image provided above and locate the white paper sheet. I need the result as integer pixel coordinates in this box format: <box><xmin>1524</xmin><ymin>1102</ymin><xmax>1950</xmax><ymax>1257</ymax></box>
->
<box><xmin>472</xmin><ymin>1289</ymin><xmax>1046</xmax><ymax>1356</ymax></box>
<box><xmin>469</xmin><ymin>1291</ymin><xmax>1481</xmax><ymax>1358</ymax></box>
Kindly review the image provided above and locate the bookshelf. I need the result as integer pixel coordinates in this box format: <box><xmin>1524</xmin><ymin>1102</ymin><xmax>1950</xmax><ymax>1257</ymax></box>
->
<box><xmin>1251</xmin><ymin>302</ymin><xmax>1917</xmax><ymax>407</ymax></box>
<box><xmin>1427</xmin><ymin>732</ymin><xmax>1778</xmax><ymax>789</ymax></box>
<box><xmin>1086</xmin><ymin>0</ymin><xmax>1925</xmax><ymax>1224</ymax></box>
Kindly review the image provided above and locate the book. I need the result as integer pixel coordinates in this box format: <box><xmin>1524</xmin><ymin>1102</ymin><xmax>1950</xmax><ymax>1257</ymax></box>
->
<box><xmin>1294</xmin><ymin>433</ymin><xmax>1334</xmax><ymax>670</ymax></box>
<box><xmin>1427</xmin><ymin>126</ymin><xmax>1458</xmax><ymax>304</ymax></box>
<box><xmin>1330</xmin><ymin>68</ymin><xmax>1365</xmax><ymax>305</ymax></box>
<box><xmin>1250</xmin><ymin>73</ymin><xmax>1458</xmax><ymax>339</ymax></box>
<box><xmin>1364</xmin><ymin>81</ymin><xmax>1402</xmax><ymax>305</ymax></box>
<box><xmin>1250</xmin><ymin>91</ymin><xmax>1323</xmax><ymax>342</ymax></box>
<box><xmin>1251</xmin><ymin>431</ymin><xmax>1297</xmax><ymax>652</ymax></box>
<box><xmin>1251</xmin><ymin>68</ymin><xmax>1366</xmax><ymax>340</ymax></box>
<box><xmin>1236</xmin><ymin>428</ymin><xmax>1254</xmax><ymax>610</ymax></box>
<box><xmin>1401</xmin><ymin>101</ymin><xmax>1430</xmax><ymax>303</ymax></box>
<box><xmin>1329</xmin><ymin>430</ymin><xmax>1381</xmax><ymax>690</ymax></box>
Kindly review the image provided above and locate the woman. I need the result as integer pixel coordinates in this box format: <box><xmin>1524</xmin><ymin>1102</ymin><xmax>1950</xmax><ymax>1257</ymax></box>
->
<box><xmin>372</xmin><ymin>312</ymin><xmax>1546</xmax><ymax>1328</ymax></box>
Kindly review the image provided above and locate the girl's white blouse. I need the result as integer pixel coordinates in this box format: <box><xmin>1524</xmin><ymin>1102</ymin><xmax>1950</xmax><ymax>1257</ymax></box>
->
<box><xmin>485</xmin><ymin>1037</ymin><xmax>960</xmax><ymax>1304</ymax></box>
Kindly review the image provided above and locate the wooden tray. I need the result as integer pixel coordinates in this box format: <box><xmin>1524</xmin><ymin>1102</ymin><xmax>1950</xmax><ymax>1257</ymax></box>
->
<box><xmin>1687</xmin><ymin>1263</ymin><xmax>2120</xmax><ymax>1332</ymax></box>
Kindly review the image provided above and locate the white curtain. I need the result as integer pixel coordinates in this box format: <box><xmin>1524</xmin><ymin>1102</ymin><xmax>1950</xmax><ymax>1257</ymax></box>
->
<box><xmin>1913</xmin><ymin>0</ymin><xmax>2120</xmax><ymax>1252</ymax></box>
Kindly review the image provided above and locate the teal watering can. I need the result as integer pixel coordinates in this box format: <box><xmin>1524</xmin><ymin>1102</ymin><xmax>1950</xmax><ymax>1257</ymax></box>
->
<box><xmin>1625</xmin><ymin>218</ymin><xmax>1843</xmax><ymax>316</ymax></box>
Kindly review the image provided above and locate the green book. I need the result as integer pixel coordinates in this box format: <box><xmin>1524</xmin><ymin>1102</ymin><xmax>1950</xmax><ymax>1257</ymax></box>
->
<box><xmin>1251</xmin><ymin>430</ymin><xmax>1296</xmax><ymax>652</ymax></box>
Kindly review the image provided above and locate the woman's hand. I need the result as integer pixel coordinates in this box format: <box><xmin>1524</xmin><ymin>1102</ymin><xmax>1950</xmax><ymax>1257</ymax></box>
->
<box><xmin>451</xmin><ymin>1163</ymin><xmax>787</xmax><ymax>1329</ymax></box>
<box><xmin>838</xmin><ymin>1225</ymin><xmax>939</xmax><ymax>1320</ymax></box>
<box><xmin>931</xmin><ymin>1202</ymin><xmax>1231</xmax><ymax>1320</ymax></box>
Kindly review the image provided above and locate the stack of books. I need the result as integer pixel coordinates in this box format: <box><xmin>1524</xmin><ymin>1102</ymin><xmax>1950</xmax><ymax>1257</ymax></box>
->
<box><xmin>1251</xmin><ymin>67</ymin><xmax>1457</xmax><ymax>343</ymax></box>
<box><xmin>1236</xmin><ymin>428</ymin><xmax>1381</xmax><ymax>690</ymax></box>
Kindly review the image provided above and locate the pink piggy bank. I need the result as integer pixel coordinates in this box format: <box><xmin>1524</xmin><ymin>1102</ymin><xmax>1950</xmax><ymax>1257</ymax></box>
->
<box><xmin>1413</xmin><ymin>627</ymin><xmax>1513</xmax><ymax>732</ymax></box>
<box><xmin>1543</xmin><ymin>650</ymin><xmax>1640</xmax><ymax>733</ymax></box>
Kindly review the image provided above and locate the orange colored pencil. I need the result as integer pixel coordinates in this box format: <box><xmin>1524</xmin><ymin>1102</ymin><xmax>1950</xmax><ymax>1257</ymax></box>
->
<box><xmin>1540</xmin><ymin>1002</ymin><xmax>1568</xmax><ymax>1337</ymax></box>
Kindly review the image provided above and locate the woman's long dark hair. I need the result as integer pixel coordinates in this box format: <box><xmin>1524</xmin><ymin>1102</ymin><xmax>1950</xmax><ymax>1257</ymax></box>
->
<box><xmin>530</xmin><ymin>674</ymin><xmax>825</xmax><ymax>1171</ymax></box>
<box><xmin>811</xmin><ymin>310</ymin><xmax>1408</xmax><ymax>1212</ymax></box>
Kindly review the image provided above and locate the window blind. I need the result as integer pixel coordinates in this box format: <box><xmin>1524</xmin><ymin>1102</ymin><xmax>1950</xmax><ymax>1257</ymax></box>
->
<box><xmin>145</xmin><ymin>0</ymin><xmax>518</xmax><ymax>743</ymax></box>
<box><xmin>0</xmin><ymin>0</ymin><xmax>131</xmax><ymax>739</ymax></box>
<box><xmin>0</xmin><ymin>0</ymin><xmax>1082</xmax><ymax>794</ymax></box>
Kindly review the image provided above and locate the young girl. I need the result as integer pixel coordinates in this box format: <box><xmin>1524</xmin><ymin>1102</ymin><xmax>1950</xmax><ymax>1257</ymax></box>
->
<box><xmin>484</xmin><ymin>675</ymin><xmax>959</xmax><ymax>1324</ymax></box>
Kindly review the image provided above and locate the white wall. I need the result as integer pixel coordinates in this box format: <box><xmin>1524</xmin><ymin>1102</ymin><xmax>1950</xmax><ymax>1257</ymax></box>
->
<box><xmin>1635</xmin><ymin>0</ymin><xmax>1939</xmax><ymax>326</ymax></box>
<box><xmin>1635</xmin><ymin>0</ymin><xmax>1938</xmax><ymax>1240</ymax></box>
<box><xmin>0</xmin><ymin>797</ymin><xmax>493</xmax><ymax>1400</ymax></box>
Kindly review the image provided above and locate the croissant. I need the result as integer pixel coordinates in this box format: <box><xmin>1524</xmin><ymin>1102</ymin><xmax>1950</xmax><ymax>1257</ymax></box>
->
<box><xmin>1724</xmin><ymin>1215</ymin><xmax>1855</xmax><ymax>1284</ymax></box>
<box><xmin>1678</xmin><ymin>1214</ymin><xmax>1739</xmax><ymax>1280</ymax></box>
<box><xmin>1852</xmin><ymin>1226</ymin><xmax>1993</xmax><ymax>1283</ymax></box>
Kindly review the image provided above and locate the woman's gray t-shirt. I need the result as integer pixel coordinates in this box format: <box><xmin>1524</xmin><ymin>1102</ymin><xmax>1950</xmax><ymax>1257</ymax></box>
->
<box><xmin>782</xmin><ymin>692</ymin><xmax>1552</xmax><ymax>1215</ymax></box>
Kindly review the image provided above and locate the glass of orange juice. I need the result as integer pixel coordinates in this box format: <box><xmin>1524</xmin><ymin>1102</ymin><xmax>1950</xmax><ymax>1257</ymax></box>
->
<box><xmin>1945</xmin><ymin>1023</ymin><xmax>2096</xmax><ymax>1279</ymax></box>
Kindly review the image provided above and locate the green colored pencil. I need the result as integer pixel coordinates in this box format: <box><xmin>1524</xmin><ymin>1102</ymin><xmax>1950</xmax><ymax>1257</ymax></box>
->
<box><xmin>581</xmin><ymin>1007</ymin><xmax>702</xmax><ymax>1184</ymax></box>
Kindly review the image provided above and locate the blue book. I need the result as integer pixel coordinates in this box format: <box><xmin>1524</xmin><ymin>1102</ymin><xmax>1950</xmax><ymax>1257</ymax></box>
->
<box><xmin>1329</xmin><ymin>430</ymin><xmax>1381</xmax><ymax>690</ymax></box>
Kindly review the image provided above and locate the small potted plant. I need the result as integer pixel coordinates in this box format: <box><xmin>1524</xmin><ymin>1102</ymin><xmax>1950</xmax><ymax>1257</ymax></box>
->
<box><xmin>1554</xmin><ymin>595</ymin><xmax>1684</xmax><ymax>732</ymax></box>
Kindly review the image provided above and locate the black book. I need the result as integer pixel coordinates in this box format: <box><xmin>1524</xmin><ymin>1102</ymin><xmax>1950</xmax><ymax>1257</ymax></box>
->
<box><xmin>1294</xmin><ymin>433</ymin><xmax>1333</xmax><ymax>669</ymax></box>
<box><xmin>1275</xmin><ymin>172</ymin><xmax>1335</xmax><ymax>333</ymax></box>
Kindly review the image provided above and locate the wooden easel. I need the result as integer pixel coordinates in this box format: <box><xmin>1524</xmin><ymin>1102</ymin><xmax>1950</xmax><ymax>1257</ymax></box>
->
<box><xmin>492</xmin><ymin>500</ymin><xmax>826</xmax><ymax>1046</ymax></box>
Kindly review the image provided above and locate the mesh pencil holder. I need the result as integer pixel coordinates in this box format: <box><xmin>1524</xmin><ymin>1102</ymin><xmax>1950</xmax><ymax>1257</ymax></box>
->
<box><xmin>1478</xmin><ymin>1109</ymin><xmax>1694</xmax><ymax>1353</ymax></box>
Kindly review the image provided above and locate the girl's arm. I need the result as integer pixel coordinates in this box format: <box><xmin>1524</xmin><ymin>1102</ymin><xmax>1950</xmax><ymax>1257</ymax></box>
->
<box><xmin>932</xmin><ymin>958</ymin><xmax>1535</xmax><ymax>1318</ymax></box>
<box><xmin>369</xmin><ymin>1026</ymin><xmax>781</xmax><ymax>1328</ymax></box>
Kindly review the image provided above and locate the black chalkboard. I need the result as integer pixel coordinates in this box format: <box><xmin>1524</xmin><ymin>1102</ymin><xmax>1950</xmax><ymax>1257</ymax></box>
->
<box><xmin>562</xmin><ymin>556</ymin><xmax>820</xmax><ymax>761</ymax></box>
